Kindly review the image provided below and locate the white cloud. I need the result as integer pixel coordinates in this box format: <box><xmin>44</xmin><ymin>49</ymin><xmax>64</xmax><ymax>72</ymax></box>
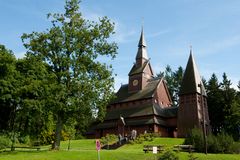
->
<box><xmin>15</xmin><ymin>51</ymin><xmax>26</xmax><ymax>59</ymax></box>
<box><xmin>112</xmin><ymin>21</ymin><xmax>137</xmax><ymax>44</ymax></box>
<box><xmin>147</xmin><ymin>29</ymin><xmax>170</xmax><ymax>39</ymax></box>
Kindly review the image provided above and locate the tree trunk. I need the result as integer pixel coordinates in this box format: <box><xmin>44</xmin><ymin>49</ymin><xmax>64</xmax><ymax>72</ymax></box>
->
<box><xmin>52</xmin><ymin>114</ymin><xmax>63</xmax><ymax>150</ymax></box>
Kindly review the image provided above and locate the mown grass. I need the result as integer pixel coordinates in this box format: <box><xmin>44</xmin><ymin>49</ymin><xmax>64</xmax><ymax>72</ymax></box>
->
<box><xmin>0</xmin><ymin>138</ymin><xmax>239</xmax><ymax>160</ymax></box>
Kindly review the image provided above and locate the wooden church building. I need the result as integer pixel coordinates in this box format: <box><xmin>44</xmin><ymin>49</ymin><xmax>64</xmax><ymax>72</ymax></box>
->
<box><xmin>93</xmin><ymin>29</ymin><xmax>210</xmax><ymax>138</ymax></box>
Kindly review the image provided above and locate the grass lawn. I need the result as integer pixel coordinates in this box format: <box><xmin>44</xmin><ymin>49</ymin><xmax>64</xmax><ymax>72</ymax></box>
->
<box><xmin>0</xmin><ymin>138</ymin><xmax>239</xmax><ymax>160</ymax></box>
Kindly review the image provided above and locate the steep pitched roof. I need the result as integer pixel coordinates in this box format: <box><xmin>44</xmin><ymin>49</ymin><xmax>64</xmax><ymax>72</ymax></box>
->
<box><xmin>136</xmin><ymin>28</ymin><xmax>148</xmax><ymax>60</ymax></box>
<box><xmin>128</xmin><ymin>60</ymin><xmax>153</xmax><ymax>76</ymax></box>
<box><xmin>105</xmin><ymin>103</ymin><xmax>177</xmax><ymax>121</ymax></box>
<box><xmin>95</xmin><ymin>104</ymin><xmax>178</xmax><ymax>129</ymax></box>
<box><xmin>179</xmin><ymin>50</ymin><xmax>207</xmax><ymax>96</ymax></box>
<box><xmin>111</xmin><ymin>78</ymin><xmax>160</xmax><ymax>104</ymax></box>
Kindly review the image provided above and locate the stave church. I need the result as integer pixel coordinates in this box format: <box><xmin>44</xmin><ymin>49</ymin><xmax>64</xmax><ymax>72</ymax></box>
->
<box><xmin>91</xmin><ymin>28</ymin><xmax>211</xmax><ymax>138</ymax></box>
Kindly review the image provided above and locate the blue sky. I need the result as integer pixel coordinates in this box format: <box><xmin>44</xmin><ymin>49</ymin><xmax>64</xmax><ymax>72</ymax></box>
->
<box><xmin>0</xmin><ymin>0</ymin><xmax>239</xmax><ymax>90</ymax></box>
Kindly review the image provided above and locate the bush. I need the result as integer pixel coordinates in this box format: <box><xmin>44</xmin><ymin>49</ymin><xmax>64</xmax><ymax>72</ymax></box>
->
<box><xmin>129</xmin><ymin>133</ymin><xmax>157</xmax><ymax>144</ymax></box>
<box><xmin>216</xmin><ymin>132</ymin><xmax>234</xmax><ymax>153</ymax></box>
<box><xmin>159</xmin><ymin>150</ymin><xmax>179</xmax><ymax>160</ymax></box>
<box><xmin>100</xmin><ymin>134</ymin><xmax>117</xmax><ymax>146</ymax></box>
<box><xmin>39</xmin><ymin>130</ymin><xmax>54</xmax><ymax>145</ymax></box>
<box><xmin>207</xmin><ymin>134</ymin><xmax>219</xmax><ymax>153</ymax></box>
<box><xmin>184</xmin><ymin>128</ymin><xmax>204</xmax><ymax>152</ymax></box>
<box><xmin>229</xmin><ymin>142</ymin><xmax>240</xmax><ymax>154</ymax></box>
<box><xmin>18</xmin><ymin>135</ymin><xmax>31</xmax><ymax>145</ymax></box>
<box><xmin>188</xmin><ymin>152</ymin><xmax>198</xmax><ymax>160</ymax></box>
<box><xmin>0</xmin><ymin>135</ymin><xmax>11</xmax><ymax>150</ymax></box>
<box><xmin>184</xmin><ymin>128</ymin><xmax>238</xmax><ymax>154</ymax></box>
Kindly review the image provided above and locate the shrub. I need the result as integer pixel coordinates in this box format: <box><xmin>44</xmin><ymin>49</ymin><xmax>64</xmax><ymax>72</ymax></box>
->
<box><xmin>100</xmin><ymin>134</ymin><xmax>117</xmax><ymax>146</ymax></box>
<box><xmin>159</xmin><ymin>150</ymin><xmax>179</xmax><ymax>160</ymax></box>
<box><xmin>184</xmin><ymin>128</ymin><xmax>204</xmax><ymax>152</ymax></box>
<box><xmin>39</xmin><ymin>130</ymin><xmax>54</xmax><ymax>145</ymax></box>
<box><xmin>216</xmin><ymin>132</ymin><xmax>234</xmax><ymax>153</ymax></box>
<box><xmin>207</xmin><ymin>134</ymin><xmax>219</xmax><ymax>153</ymax></box>
<box><xmin>0</xmin><ymin>135</ymin><xmax>11</xmax><ymax>150</ymax></box>
<box><xmin>129</xmin><ymin>133</ymin><xmax>157</xmax><ymax>144</ymax></box>
<box><xmin>18</xmin><ymin>135</ymin><xmax>31</xmax><ymax>145</ymax></box>
<box><xmin>188</xmin><ymin>152</ymin><xmax>198</xmax><ymax>160</ymax></box>
<box><xmin>184</xmin><ymin>128</ymin><xmax>239</xmax><ymax>154</ymax></box>
<box><xmin>229</xmin><ymin>142</ymin><xmax>240</xmax><ymax>154</ymax></box>
<box><xmin>75</xmin><ymin>134</ymin><xmax>85</xmax><ymax>140</ymax></box>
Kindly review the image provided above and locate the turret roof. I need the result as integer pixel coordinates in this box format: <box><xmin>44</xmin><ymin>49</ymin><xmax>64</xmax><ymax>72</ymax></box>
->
<box><xmin>136</xmin><ymin>28</ymin><xmax>148</xmax><ymax>60</ymax></box>
<box><xmin>179</xmin><ymin>50</ymin><xmax>207</xmax><ymax>96</ymax></box>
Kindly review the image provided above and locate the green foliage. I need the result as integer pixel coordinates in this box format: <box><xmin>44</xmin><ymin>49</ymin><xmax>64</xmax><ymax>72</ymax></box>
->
<box><xmin>0</xmin><ymin>135</ymin><xmax>11</xmax><ymax>150</ymax></box>
<box><xmin>216</xmin><ymin>132</ymin><xmax>234</xmax><ymax>153</ymax></box>
<box><xmin>206</xmin><ymin>134</ymin><xmax>219</xmax><ymax>153</ymax></box>
<box><xmin>188</xmin><ymin>152</ymin><xmax>198</xmax><ymax>160</ymax></box>
<box><xmin>129</xmin><ymin>133</ymin><xmax>156</xmax><ymax>144</ymax></box>
<box><xmin>18</xmin><ymin>135</ymin><xmax>30</xmax><ymax>145</ymax></box>
<box><xmin>184</xmin><ymin>128</ymin><xmax>239</xmax><ymax>153</ymax></box>
<box><xmin>157</xmin><ymin>65</ymin><xmax>184</xmax><ymax>105</ymax></box>
<box><xmin>159</xmin><ymin>149</ymin><xmax>179</xmax><ymax>160</ymax></box>
<box><xmin>229</xmin><ymin>142</ymin><xmax>240</xmax><ymax>154</ymax></box>
<box><xmin>21</xmin><ymin>0</ymin><xmax>117</xmax><ymax>149</ymax></box>
<box><xmin>39</xmin><ymin>130</ymin><xmax>54</xmax><ymax>145</ymax></box>
<box><xmin>207</xmin><ymin>73</ymin><xmax>240</xmax><ymax>140</ymax></box>
<box><xmin>100</xmin><ymin>134</ymin><xmax>117</xmax><ymax>146</ymax></box>
<box><xmin>184</xmin><ymin>128</ymin><xmax>204</xmax><ymax>152</ymax></box>
<box><xmin>0</xmin><ymin>45</ymin><xmax>19</xmax><ymax>132</ymax></box>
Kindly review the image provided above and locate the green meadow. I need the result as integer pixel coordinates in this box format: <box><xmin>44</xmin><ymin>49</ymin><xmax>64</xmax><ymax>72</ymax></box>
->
<box><xmin>0</xmin><ymin>138</ymin><xmax>239</xmax><ymax>160</ymax></box>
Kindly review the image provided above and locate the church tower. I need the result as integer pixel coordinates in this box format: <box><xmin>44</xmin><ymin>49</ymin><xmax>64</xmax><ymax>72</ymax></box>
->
<box><xmin>128</xmin><ymin>28</ymin><xmax>154</xmax><ymax>92</ymax></box>
<box><xmin>177</xmin><ymin>49</ymin><xmax>210</xmax><ymax>137</ymax></box>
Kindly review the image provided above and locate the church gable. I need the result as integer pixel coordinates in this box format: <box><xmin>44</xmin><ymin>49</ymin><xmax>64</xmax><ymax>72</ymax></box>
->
<box><xmin>111</xmin><ymin>78</ymin><xmax>159</xmax><ymax>104</ymax></box>
<box><xmin>153</xmin><ymin>79</ymin><xmax>173</xmax><ymax>108</ymax></box>
<box><xmin>143</xmin><ymin>62</ymin><xmax>154</xmax><ymax>78</ymax></box>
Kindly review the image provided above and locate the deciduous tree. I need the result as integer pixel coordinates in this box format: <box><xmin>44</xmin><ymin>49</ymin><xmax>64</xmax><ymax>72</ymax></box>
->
<box><xmin>21</xmin><ymin>0</ymin><xmax>117</xmax><ymax>149</ymax></box>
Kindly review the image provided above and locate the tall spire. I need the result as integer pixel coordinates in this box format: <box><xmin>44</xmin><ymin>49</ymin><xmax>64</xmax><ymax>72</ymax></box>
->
<box><xmin>179</xmin><ymin>48</ymin><xmax>206</xmax><ymax>96</ymax></box>
<box><xmin>136</xmin><ymin>27</ymin><xmax>148</xmax><ymax>61</ymax></box>
<box><xmin>138</xmin><ymin>27</ymin><xmax>147</xmax><ymax>47</ymax></box>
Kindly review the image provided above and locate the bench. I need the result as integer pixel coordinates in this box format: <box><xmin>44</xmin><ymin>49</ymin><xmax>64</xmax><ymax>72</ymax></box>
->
<box><xmin>173</xmin><ymin>145</ymin><xmax>195</xmax><ymax>152</ymax></box>
<box><xmin>9</xmin><ymin>146</ymin><xmax>41</xmax><ymax>151</ymax></box>
<box><xmin>143</xmin><ymin>145</ymin><xmax>164</xmax><ymax>153</ymax></box>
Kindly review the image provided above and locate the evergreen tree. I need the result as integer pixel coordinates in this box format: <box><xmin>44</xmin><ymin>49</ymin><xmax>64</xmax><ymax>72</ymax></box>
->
<box><xmin>220</xmin><ymin>73</ymin><xmax>240</xmax><ymax>140</ymax></box>
<box><xmin>157</xmin><ymin>65</ymin><xmax>183</xmax><ymax>105</ymax></box>
<box><xmin>206</xmin><ymin>73</ymin><xmax>224</xmax><ymax>134</ymax></box>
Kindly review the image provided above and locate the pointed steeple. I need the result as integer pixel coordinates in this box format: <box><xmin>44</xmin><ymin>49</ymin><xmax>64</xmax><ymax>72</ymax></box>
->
<box><xmin>136</xmin><ymin>28</ymin><xmax>148</xmax><ymax>62</ymax></box>
<box><xmin>179</xmin><ymin>48</ymin><xmax>207</xmax><ymax>96</ymax></box>
<box><xmin>128</xmin><ymin>27</ymin><xmax>153</xmax><ymax>92</ymax></box>
<box><xmin>138</xmin><ymin>27</ymin><xmax>147</xmax><ymax>47</ymax></box>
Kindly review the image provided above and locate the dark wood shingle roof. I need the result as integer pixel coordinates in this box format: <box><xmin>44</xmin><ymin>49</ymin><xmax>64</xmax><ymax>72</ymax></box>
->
<box><xmin>179</xmin><ymin>52</ymin><xmax>207</xmax><ymax>96</ymax></box>
<box><xmin>111</xmin><ymin>78</ymin><xmax>161</xmax><ymax>104</ymax></box>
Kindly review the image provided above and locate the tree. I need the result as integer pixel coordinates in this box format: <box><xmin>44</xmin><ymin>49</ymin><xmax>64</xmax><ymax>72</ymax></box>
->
<box><xmin>0</xmin><ymin>44</ymin><xmax>17</xmax><ymax>131</ymax></box>
<box><xmin>220</xmin><ymin>73</ymin><xmax>240</xmax><ymax>140</ymax></box>
<box><xmin>157</xmin><ymin>65</ymin><xmax>183</xmax><ymax>105</ymax></box>
<box><xmin>206</xmin><ymin>73</ymin><xmax>224</xmax><ymax>134</ymax></box>
<box><xmin>21</xmin><ymin>0</ymin><xmax>117</xmax><ymax>149</ymax></box>
<box><xmin>14</xmin><ymin>56</ymin><xmax>54</xmax><ymax>142</ymax></box>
